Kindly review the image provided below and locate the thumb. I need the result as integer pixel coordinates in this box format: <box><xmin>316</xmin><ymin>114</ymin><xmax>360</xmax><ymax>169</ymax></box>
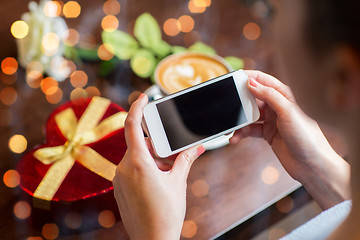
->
<box><xmin>171</xmin><ymin>145</ymin><xmax>205</xmax><ymax>178</ymax></box>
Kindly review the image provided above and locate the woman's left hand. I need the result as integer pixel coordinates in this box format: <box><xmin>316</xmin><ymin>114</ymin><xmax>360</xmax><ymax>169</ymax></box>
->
<box><xmin>113</xmin><ymin>94</ymin><xmax>205</xmax><ymax>240</ymax></box>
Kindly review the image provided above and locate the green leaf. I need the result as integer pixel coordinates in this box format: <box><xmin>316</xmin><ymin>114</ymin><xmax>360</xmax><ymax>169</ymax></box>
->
<box><xmin>102</xmin><ymin>30</ymin><xmax>139</xmax><ymax>60</ymax></box>
<box><xmin>77</xmin><ymin>47</ymin><xmax>100</xmax><ymax>62</ymax></box>
<box><xmin>151</xmin><ymin>40</ymin><xmax>171</xmax><ymax>58</ymax></box>
<box><xmin>99</xmin><ymin>58</ymin><xmax>121</xmax><ymax>78</ymax></box>
<box><xmin>189</xmin><ymin>42</ymin><xmax>216</xmax><ymax>55</ymax></box>
<box><xmin>64</xmin><ymin>45</ymin><xmax>78</xmax><ymax>60</ymax></box>
<box><xmin>134</xmin><ymin>13</ymin><xmax>163</xmax><ymax>54</ymax></box>
<box><xmin>130</xmin><ymin>49</ymin><xmax>156</xmax><ymax>78</ymax></box>
<box><xmin>224</xmin><ymin>56</ymin><xmax>244</xmax><ymax>70</ymax></box>
<box><xmin>172</xmin><ymin>46</ymin><xmax>187</xmax><ymax>54</ymax></box>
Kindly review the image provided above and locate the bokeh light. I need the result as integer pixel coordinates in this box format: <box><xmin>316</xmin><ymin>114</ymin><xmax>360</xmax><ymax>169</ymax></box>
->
<box><xmin>3</xmin><ymin>169</ymin><xmax>20</xmax><ymax>188</ymax></box>
<box><xmin>13</xmin><ymin>201</ymin><xmax>31</xmax><ymax>220</ymax></box>
<box><xmin>63</xmin><ymin>28</ymin><xmax>80</xmax><ymax>47</ymax></box>
<box><xmin>48</xmin><ymin>57</ymin><xmax>75</xmax><ymax>81</ymax></box>
<box><xmin>57</xmin><ymin>59</ymin><xmax>77</xmax><ymax>79</ymax></box>
<box><xmin>45</xmin><ymin>86</ymin><xmax>59</xmax><ymax>96</ymax></box>
<box><xmin>191</xmin><ymin>179</ymin><xmax>209</xmax><ymax>198</ymax></box>
<box><xmin>1</xmin><ymin>57</ymin><xmax>18</xmax><ymax>75</ymax></box>
<box><xmin>101</xmin><ymin>15</ymin><xmax>119</xmax><ymax>32</ymax></box>
<box><xmin>41</xmin><ymin>77</ymin><xmax>59</xmax><ymax>95</ymax></box>
<box><xmin>26</xmin><ymin>70</ymin><xmax>43</xmax><ymax>88</ymax></box>
<box><xmin>42</xmin><ymin>223</ymin><xmax>59</xmax><ymax>240</ymax></box>
<box><xmin>65</xmin><ymin>60</ymin><xmax>77</xmax><ymax>74</ymax></box>
<box><xmin>42</xmin><ymin>33</ymin><xmax>60</xmax><ymax>56</ymax></box>
<box><xmin>55</xmin><ymin>0</ymin><xmax>65</xmax><ymax>9</ymax></box>
<box><xmin>178</xmin><ymin>15</ymin><xmax>195</xmax><ymax>33</ymax></box>
<box><xmin>204</xmin><ymin>0</ymin><xmax>211</xmax><ymax>7</ymax></box>
<box><xmin>44</xmin><ymin>1</ymin><xmax>62</xmax><ymax>17</ymax></box>
<box><xmin>85</xmin><ymin>86</ymin><xmax>101</xmax><ymax>97</ymax></box>
<box><xmin>98</xmin><ymin>44</ymin><xmax>114</xmax><ymax>61</ymax></box>
<box><xmin>8</xmin><ymin>134</ymin><xmax>27</xmax><ymax>154</ymax></box>
<box><xmin>243</xmin><ymin>22</ymin><xmax>261</xmax><ymax>40</ymax></box>
<box><xmin>261</xmin><ymin>166</ymin><xmax>279</xmax><ymax>185</ymax></box>
<box><xmin>163</xmin><ymin>18</ymin><xmax>181</xmax><ymax>36</ymax></box>
<box><xmin>98</xmin><ymin>210</ymin><xmax>115</xmax><ymax>228</ymax></box>
<box><xmin>65</xmin><ymin>212</ymin><xmax>83</xmax><ymax>229</ymax></box>
<box><xmin>63</xmin><ymin>1</ymin><xmax>81</xmax><ymax>18</ymax></box>
<box><xmin>70</xmin><ymin>70</ymin><xmax>88</xmax><ymax>88</ymax></box>
<box><xmin>193</xmin><ymin>0</ymin><xmax>206</xmax><ymax>8</ymax></box>
<box><xmin>103</xmin><ymin>0</ymin><xmax>121</xmax><ymax>15</ymax></box>
<box><xmin>27</xmin><ymin>61</ymin><xmax>44</xmax><ymax>73</ymax></box>
<box><xmin>276</xmin><ymin>196</ymin><xmax>294</xmax><ymax>214</ymax></box>
<box><xmin>181</xmin><ymin>220</ymin><xmax>198</xmax><ymax>238</ymax></box>
<box><xmin>11</xmin><ymin>20</ymin><xmax>29</xmax><ymax>39</ymax></box>
<box><xmin>188</xmin><ymin>0</ymin><xmax>206</xmax><ymax>13</ymax></box>
<box><xmin>46</xmin><ymin>87</ymin><xmax>63</xmax><ymax>104</ymax></box>
<box><xmin>0</xmin><ymin>87</ymin><xmax>17</xmax><ymax>105</ymax></box>
<box><xmin>26</xmin><ymin>237</ymin><xmax>43</xmax><ymax>240</ymax></box>
<box><xmin>70</xmin><ymin>88</ymin><xmax>87</xmax><ymax>101</ymax></box>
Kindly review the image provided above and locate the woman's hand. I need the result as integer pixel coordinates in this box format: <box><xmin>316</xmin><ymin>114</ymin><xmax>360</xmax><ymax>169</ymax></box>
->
<box><xmin>113</xmin><ymin>94</ymin><xmax>205</xmax><ymax>240</ymax></box>
<box><xmin>231</xmin><ymin>70</ymin><xmax>350</xmax><ymax>209</ymax></box>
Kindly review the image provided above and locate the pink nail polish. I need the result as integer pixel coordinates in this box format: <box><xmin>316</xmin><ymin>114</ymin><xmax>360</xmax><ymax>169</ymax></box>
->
<box><xmin>249</xmin><ymin>78</ymin><xmax>259</xmax><ymax>87</ymax></box>
<box><xmin>197</xmin><ymin>146</ymin><xmax>206</xmax><ymax>156</ymax></box>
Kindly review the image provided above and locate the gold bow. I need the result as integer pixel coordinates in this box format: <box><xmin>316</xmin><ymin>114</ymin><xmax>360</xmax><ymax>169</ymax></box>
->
<box><xmin>33</xmin><ymin>97</ymin><xmax>127</xmax><ymax>201</ymax></box>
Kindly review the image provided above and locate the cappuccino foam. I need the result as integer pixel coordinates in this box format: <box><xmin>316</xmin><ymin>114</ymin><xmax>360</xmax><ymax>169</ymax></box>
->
<box><xmin>156</xmin><ymin>53</ymin><xmax>230</xmax><ymax>94</ymax></box>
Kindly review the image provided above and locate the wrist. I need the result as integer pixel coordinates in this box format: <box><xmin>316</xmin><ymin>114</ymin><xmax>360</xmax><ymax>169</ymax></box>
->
<box><xmin>147</xmin><ymin>228</ymin><xmax>181</xmax><ymax>240</ymax></box>
<box><xmin>131</xmin><ymin>217</ymin><xmax>182</xmax><ymax>240</ymax></box>
<box><xmin>132</xmin><ymin>228</ymin><xmax>181</xmax><ymax>240</ymax></box>
<box><xmin>299</xmin><ymin>151</ymin><xmax>350</xmax><ymax>209</ymax></box>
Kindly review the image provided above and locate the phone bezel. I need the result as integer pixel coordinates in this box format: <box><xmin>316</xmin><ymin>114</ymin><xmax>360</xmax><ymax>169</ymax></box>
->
<box><xmin>143</xmin><ymin>70</ymin><xmax>260</xmax><ymax>158</ymax></box>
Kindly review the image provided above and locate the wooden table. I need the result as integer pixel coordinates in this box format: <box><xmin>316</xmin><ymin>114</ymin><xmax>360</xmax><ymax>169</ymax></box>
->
<box><xmin>0</xmin><ymin>0</ymin><xmax>343</xmax><ymax>239</ymax></box>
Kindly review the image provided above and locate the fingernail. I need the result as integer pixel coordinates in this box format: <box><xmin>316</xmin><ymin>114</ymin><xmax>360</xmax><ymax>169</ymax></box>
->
<box><xmin>197</xmin><ymin>145</ymin><xmax>206</xmax><ymax>156</ymax></box>
<box><xmin>138</xmin><ymin>94</ymin><xmax>148</xmax><ymax>102</ymax></box>
<box><xmin>249</xmin><ymin>78</ymin><xmax>259</xmax><ymax>87</ymax></box>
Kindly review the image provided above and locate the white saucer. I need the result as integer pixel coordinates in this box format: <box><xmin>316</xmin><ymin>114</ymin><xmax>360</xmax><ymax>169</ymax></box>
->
<box><xmin>143</xmin><ymin>85</ymin><xmax>233</xmax><ymax>150</ymax></box>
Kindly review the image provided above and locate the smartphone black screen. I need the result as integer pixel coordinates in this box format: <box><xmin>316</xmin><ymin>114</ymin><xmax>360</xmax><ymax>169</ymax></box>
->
<box><xmin>156</xmin><ymin>76</ymin><xmax>247</xmax><ymax>151</ymax></box>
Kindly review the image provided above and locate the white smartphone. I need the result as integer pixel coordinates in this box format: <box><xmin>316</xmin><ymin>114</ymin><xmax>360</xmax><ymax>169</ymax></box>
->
<box><xmin>142</xmin><ymin>70</ymin><xmax>260</xmax><ymax>158</ymax></box>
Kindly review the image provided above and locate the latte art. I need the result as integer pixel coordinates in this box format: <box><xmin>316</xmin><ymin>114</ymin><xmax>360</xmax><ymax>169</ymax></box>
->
<box><xmin>155</xmin><ymin>53</ymin><xmax>231</xmax><ymax>94</ymax></box>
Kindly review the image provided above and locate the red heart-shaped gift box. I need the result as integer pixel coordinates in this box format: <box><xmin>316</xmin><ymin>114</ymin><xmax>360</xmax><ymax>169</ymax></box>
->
<box><xmin>16</xmin><ymin>97</ymin><xmax>127</xmax><ymax>232</ymax></box>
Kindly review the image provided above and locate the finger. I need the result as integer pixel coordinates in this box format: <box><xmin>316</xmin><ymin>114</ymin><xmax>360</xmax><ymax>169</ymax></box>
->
<box><xmin>155</xmin><ymin>159</ymin><xmax>173</xmax><ymax>171</ymax></box>
<box><xmin>145</xmin><ymin>137</ymin><xmax>177</xmax><ymax>163</ymax></box>
<box><xmin>171</xmin><ymin>145</ymin><xmax>205</xmax><ymax>178</ymax></box>
<box><xmin>230</xmin><ymin>124</ymin><xmax>263</xmax><ymax>144</ymax></box>
<box><xmin>248</xmin><ymin>78</ymin><xmax>292</xmax><ymax>116</ymax></box>
<box><xmin>245</xmin><ymin>70</ymin><xmax>295</xmax><ymax>102</ymax></box>
<box><xmin>258</xmin><ymin>105</ymin><xmax>267</xmax><ymax>121</ymax></box>
<box><xmin>124</xmin><ymin>94</ymin><xmax>148</xmax><ymax>151</ymax></box>
<box><xmin>145</xmin><ymin>137</ymin><xmax>176</xmax><ymax>170</ymax></box>
<box><xmin>145</xmin><ymin>137</ymin><xmax>156</xmax><ymax>156</ymax></box>
<box><xmin>256</xmin><ymin>98</ymin><xmax>266</xmax><ymax>110</ymax></box>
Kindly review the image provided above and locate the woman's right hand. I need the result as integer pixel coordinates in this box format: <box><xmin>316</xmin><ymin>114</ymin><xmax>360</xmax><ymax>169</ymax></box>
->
<box><xmin>230</xmin><ymin>70</ymin><xmax>350</xmax><ymax>209</ymax></box>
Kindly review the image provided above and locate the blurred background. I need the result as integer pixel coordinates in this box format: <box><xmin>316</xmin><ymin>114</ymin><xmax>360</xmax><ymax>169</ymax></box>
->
<box><xmin>0</xmin><ymin>1</ymin><xmax>317</xmax><ymax>240</ymax></box>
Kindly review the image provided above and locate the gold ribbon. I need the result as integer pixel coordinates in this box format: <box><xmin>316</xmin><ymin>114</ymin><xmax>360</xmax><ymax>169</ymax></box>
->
<box><xmin>33</xmin><ymin>97</ymin><xmax>127</xmax><ymax>201</ymax></box>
